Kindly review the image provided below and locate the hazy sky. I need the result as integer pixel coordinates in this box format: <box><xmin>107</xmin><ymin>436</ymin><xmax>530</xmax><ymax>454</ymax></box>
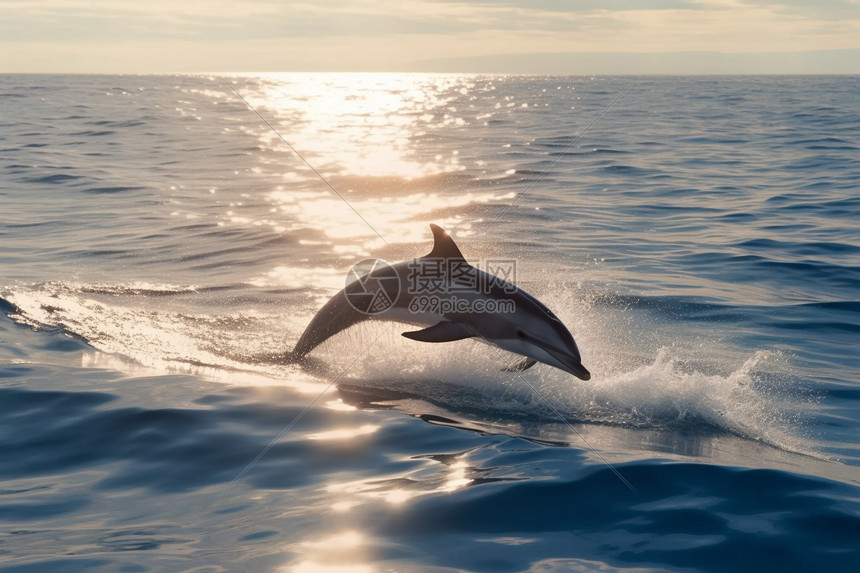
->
<box><xmin>2</xmin><ymin>0</ymin><xmax>859</xmax><ymax>73</ymax></box>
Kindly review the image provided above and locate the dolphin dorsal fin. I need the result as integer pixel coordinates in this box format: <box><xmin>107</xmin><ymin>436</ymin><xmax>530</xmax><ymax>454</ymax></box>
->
<box><xmin>424</xmin><ymin>224</ymin><xmax>466</xmax><ymax>261</ymax></box>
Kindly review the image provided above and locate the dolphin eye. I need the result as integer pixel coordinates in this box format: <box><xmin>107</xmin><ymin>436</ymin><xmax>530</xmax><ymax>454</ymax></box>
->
<box><xmin>515</xmin><ymin>329</ymin><xmax>526</xmax><ymax>339</ymax></box>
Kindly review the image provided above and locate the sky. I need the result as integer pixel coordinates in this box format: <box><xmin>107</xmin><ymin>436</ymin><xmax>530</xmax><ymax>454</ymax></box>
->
<box><xmin>1</xmin><ymin>0</ymin><xmax>859</xmax><ymax>74</ymax></box>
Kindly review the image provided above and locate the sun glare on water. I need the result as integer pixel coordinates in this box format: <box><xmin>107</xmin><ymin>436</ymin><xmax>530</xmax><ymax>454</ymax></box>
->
<box><xmin>246</xmin><ymin>72</ymin><xmax>472</xmax><ymax>179</ymax></box>
<box><xmin>222</xmin><ymin>73</ymin><xmax>515</xmax><ymax>254</ymax></box>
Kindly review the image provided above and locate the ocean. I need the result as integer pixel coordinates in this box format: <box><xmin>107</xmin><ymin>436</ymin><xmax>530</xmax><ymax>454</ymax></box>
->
<box><xmin>1</xmin><ymin>73</ymin><xmax>858</xmax><ymax>572</ymax></box>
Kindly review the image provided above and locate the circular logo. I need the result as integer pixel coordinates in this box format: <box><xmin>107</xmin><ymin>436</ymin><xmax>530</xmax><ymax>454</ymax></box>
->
<box><xmin>344</xmin><ymin>258</ymin><xmax>400</xmax><ymax>315</ymax></box>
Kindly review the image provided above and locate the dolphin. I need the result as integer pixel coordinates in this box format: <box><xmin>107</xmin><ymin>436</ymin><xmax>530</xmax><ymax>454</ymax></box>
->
<box><xmin>288</xmin><ymin>224</ymin><xmax>590</xmax><ymax>380</ymax></box>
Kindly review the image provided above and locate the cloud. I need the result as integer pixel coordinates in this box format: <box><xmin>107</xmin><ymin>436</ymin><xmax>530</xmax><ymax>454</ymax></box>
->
<box><xmin>1</xmin><ymin>0</ymin><xmax>859</xmax><ymax>72</ymax></box>
<box><xmin>415</xmin><ymin>49</ymin><xmax>860</xmax><ymax>74</ymax></box>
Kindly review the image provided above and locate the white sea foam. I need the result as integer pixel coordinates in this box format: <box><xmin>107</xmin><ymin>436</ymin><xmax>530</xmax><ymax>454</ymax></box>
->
<box><xmin>2</xmin><ymin>277</ymin><xmax>816</xmax><ymax>459</ymax></box>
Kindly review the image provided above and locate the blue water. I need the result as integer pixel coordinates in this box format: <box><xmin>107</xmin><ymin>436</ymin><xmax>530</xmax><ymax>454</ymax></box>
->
<box><xmin>1</xmin><ymin>74</ymin><xmax>859</xmax><ymax>572</ymax></box>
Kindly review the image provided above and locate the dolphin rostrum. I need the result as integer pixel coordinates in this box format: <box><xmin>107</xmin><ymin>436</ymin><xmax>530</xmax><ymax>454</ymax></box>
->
<box><xmin>288</xmin><ymin>224</ymin><xmax>590</xmax><ymax>380</ymax></box>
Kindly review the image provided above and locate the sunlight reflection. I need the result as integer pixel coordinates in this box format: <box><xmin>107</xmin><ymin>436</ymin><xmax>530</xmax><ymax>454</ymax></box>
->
<box><xmin>302</xmin><ymin>531</ymin><xmax>364</xmax><ymax>549</ymax></box>
<box><xmin>376</xmin><ymin>489</ymin><xmax>413</xmax><ymax>506</ymax></box>
<box><xmin>441</xmin><ymin>460</ymin><xmax>472</xmax><ymax>492</ymax></box>
<box><xmin>331</xmin><ymin>500</ymin><xmax>361</xmax><ymax>513</ymax></box>
<box><xmin>249</xmin><ymin>73</ymin><xmax>473</xmax><ymax>179</ymax></box>
<box><xmin>248</xmin><ymin>264</ymin><xmax>344</xmax><ymax>290</ymax></box>
<box><xmin>325</xmin><ymin>399</ymin><xmax>357</xmax><ymax>412</ymax></box>
<box><xmin>325</xmin><ymin>451</ymin><xmax>475</xmax><ymax>510</ymax></box>
<box><xmin>286</xmin><ymin>531</ymin><xmax>374</xmax><ymax>573</ymax></box>
<box><xmin>306</xmin><ymin>424</ymin><xmax>380</xmax><ymax>441</ymax></box>
<box><xmin>266</xmin><ymin>187</ymin><xmax>514</xmax><ymax>254</ymax></box>
<box><xmin>211</xmin><ymin>73</ymin><xmax>523</xmax><ymax>257</ymax></box>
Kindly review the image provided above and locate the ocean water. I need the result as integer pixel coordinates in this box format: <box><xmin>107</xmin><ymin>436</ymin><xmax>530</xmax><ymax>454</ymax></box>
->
<box><xmin>1</xmin><ymin>73</ymin><xmax>858</xmax><ymax>572</ymax></box>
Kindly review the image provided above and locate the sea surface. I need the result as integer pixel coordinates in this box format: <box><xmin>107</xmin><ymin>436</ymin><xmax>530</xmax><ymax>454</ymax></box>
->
<box><xmin>1</xmin><ymin>74</ymin><xmax>859</xmax><ymax>572</ymax></box>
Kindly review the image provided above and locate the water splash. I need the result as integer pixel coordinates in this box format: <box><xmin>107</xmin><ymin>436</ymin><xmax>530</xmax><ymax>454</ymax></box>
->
<box><xmin>2</xmin><ymin>279</ymin><xmax>818</xmax><ymax>458</ymax></box>
<box><xmin>1</xmin><ymin>281</ymin><xmax>310</xmax><ymax>386</ymax></box>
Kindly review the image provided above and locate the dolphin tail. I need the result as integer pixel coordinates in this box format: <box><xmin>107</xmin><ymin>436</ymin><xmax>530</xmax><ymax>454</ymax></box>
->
<box><xmin>291</xmin><ymin>290</ymin><xmax>372</xmax><ymax>359</ymax></box>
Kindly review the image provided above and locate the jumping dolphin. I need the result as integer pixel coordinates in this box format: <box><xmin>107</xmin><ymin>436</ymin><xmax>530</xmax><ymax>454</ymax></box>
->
<box><xmin>288</xmin><ymin>224</ymin><xmax>590</xmax><ymax>380</ymax></box>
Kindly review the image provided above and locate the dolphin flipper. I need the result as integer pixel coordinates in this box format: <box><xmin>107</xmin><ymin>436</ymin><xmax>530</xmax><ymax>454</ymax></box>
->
<box><xmin>502</xmin><ymin>356</ymin><xmax>538</xmax><ymax>372</ymax></box>
<box><xmin>402</xmin><ymin>321</ymin><xmax>474</xmax><ymax>343</ymax></box>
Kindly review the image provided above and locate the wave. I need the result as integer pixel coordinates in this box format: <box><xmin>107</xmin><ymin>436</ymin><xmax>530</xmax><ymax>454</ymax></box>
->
<box><xmin>81</xmin><ymin>186</ymin><xmax>146</xmax><ymax>195</ymax></box>
<box><xmin>374</xmin><ymin>460</ymin><xmax>860</xmax><ymax>573</ymax></box>
<box><xmin>23</xmin><ymin>173</ymin><xmax>82</xmax><ymax>184</ymax></box>
<box><xmin>1</xmin><ymin>278</ymin><xmax>823</xmax><ymax>463</ymax></box>
<box><xmin>325</xmin><ymin>342</ymin><xmax>821</xmax><ymax>461</ymax></box>
<box><xmin>0</xmin><ymin>375</ymin><xmax>856</xmax><ymax>571</ymax></box>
